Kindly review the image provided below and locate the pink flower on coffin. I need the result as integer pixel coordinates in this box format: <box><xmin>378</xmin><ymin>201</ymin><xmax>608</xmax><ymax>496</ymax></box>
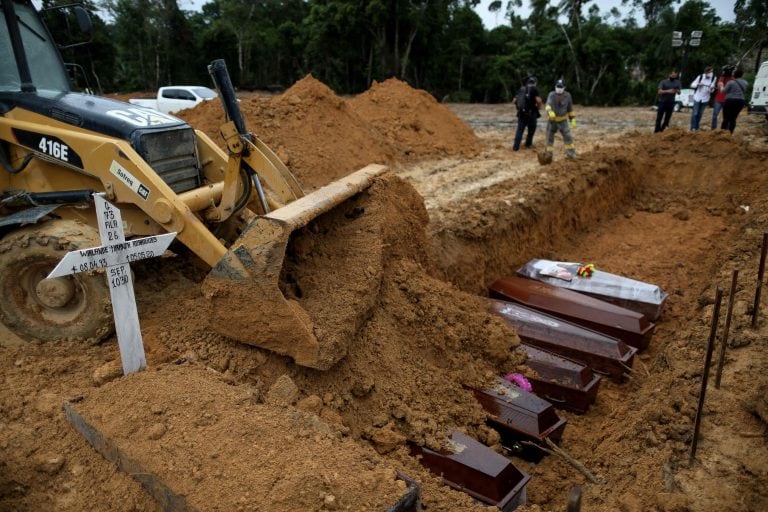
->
<box><xmin>503</xmin><ymin>372</ymin><xmax>532</xmax><ymax>392</ymax></box>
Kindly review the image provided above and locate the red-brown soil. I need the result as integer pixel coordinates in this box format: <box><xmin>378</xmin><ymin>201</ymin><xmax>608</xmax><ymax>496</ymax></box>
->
<box><xmin>175</xmin><ymin>76</ymin><xmax>481</xmax><ymax>190</ymax></box>
<box><xmin>70</xmin><ymin>363</ymin><xmax>414</xmax><ymax>512</ymax></box>
<box><xmin>1</xmin><ymin>78</ymin><xmax>767</xmax><ymax>512</ymax></box>
<box><xmin>347</xmin><ymin>78</ymin><xmax>481</xmax><ymax>160</ymax></box>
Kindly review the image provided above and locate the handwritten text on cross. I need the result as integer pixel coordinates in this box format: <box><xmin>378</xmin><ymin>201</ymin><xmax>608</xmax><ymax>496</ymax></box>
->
<box><xmin>47</xmin><ymin>194</ymin><xmax>176</xmax><ymax>374</ymax></box>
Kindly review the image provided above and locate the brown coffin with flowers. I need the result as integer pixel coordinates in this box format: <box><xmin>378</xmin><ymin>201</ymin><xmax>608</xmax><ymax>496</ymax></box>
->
<box><xmin>467</xmin><ymin>379</ymin><xmax>567</xmax><ymax>461</ymax></box>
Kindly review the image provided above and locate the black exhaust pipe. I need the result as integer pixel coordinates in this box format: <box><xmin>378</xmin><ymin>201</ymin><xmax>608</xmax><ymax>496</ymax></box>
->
<box><xmin>207</xmin><ymin>59</ymin><xmax>249</xmax><ymax>139</ymax></box>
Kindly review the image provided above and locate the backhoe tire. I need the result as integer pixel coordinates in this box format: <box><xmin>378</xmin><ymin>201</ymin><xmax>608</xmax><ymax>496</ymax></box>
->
<box><xmin>0</xmin><ymin>220</ymin><xmax>113</xmax><ymax>343</ymax></box>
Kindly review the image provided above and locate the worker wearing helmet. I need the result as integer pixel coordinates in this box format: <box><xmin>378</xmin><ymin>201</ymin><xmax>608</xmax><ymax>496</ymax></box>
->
<box><xmin>543</xmin><ymin>79</ymin><xmax>576</xmax><ymax>160</ymax></box>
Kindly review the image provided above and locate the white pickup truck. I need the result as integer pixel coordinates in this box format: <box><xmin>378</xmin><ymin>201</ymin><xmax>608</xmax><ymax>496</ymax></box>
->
<box><xmin>651</xmin><ymin>88</ymin><xmax>694</xmax><ymax>112</ymax></box>
<box><xmin>128</xmin><ymin>86</ymin><xmax>217</xmax><ymax>114</ymax></box>
<box><xmin>673</xmin><ymin>88</ymin><xmax>694</xmax><ymax>111</ymax></box>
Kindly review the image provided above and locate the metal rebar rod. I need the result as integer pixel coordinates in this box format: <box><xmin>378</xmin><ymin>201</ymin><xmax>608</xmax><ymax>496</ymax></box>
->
<box><xmin>715</xmin><ymin>269</ymin><xmax>738</xmax><ymax>389</ymax></box>
<box><xmin>690</xmin><ymin>287</ymin><xmax>723</xmax><ymax>466</ymax></box>
<box><xmin>751</xmin><ymin>233</ymin><xmax>768</xmax><ymax>328</ymax></box>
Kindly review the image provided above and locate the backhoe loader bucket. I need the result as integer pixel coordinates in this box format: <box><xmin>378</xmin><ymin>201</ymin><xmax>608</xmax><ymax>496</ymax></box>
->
<box><xmin>202</xmin><ymin>164</ymin><xmax>388</xmax><ymax>370</ymax></box>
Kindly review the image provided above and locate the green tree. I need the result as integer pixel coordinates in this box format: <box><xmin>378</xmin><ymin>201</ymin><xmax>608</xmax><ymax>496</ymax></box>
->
<box><xmin>487</xmin><ymin>0</ymin><xmax>522</xmax><ymax>26</ymax></box>
<box><xmin>101</xmin><ymin>0</ymin><xmax>161</xmax><ymax>90</ymax></box>
<box><xmin>623</xmin><ymin>0</ymin><xmax>676</xmax><ymax>24</ymax></box>
<box><xmin>558</xmin><ymin>0</ymin><xmax>592</xmax><ymax>33</ymax></box>
<box><xmin>303</xmin><ymin>0</ymin><xmax>368</xmax><ymax>91</ymax></box>
<box><xmin>214</xmin><ymin>0</ymin><xmax>257</xmax><ymax>82</ymax></box>
<box><xmin>187</xmin><ymin>2</ymin><xmax>240</xmax><ymax>85</ymax></box>
<box><xmin>421</xmin><ymin>4</ymin><xmax>485</xmax><ymax>100</ymax></box>
<box><xmin>734</xmin><ymin>0</ymin><xmax>768</xmax><ymax>71</ymax></box>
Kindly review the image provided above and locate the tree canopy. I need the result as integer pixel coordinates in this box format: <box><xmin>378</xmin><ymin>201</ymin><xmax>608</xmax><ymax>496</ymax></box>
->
<box><xmin>39</xmin><ymin>0</ymin><xmax>766</xmax><ymax>104</ymax></box>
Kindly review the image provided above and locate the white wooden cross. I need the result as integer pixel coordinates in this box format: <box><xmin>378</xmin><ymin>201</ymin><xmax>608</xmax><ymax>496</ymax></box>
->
<box><xmin>47</xmin><ymin>194</ymin><xmax>176</xmax><ymax>374</ymax></box>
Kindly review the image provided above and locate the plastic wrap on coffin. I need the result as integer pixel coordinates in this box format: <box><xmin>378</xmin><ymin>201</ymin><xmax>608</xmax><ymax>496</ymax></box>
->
<box><xmin>516</xmin><ymin>259</ymin><xmax>667</xmax><ymax>320</ymax></box>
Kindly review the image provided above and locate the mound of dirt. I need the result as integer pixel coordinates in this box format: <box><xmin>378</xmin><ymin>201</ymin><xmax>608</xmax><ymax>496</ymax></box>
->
<box><xmin>348</xmin><ymin>78</ymin><xmax>481</xmax><ymax>160</ymax></box>
<box><xmin>177</xmin><ymin>75</ymin><xmax>481</xmax><ymax>190</ymax></box>
<box><xmin>71</xmin><ymin>363</ymin><xmax>414</xmax><ymax>512</ymax></box>
<box><xmin>140</xmin><ymin>174</ymin><xmax>523</xmax><ymax>451</ymax></box>
<box><xmin>102</xmin><ymin>92</ymin><xmax>153</xmax><ymax>103</ymax></box>
<box><xmin>120</xmin><ymin>173</ymin><xmax>524</xmax><ymax>510</ymax></box>
<box><xmin>177</xmin><ymin>75</ymin><xmax>397</xmax><ymax>190</ymax></box>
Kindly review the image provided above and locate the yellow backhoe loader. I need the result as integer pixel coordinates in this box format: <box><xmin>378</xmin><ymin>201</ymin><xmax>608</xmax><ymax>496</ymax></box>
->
<box><xmin>0</xmin><ymin>0</ymin><xmax>385</xmax><ymax>369</ymax></box>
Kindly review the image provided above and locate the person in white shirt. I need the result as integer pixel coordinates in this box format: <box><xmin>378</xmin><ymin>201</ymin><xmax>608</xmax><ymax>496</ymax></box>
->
<box><xmin>689</xmin><ymin>66</ymin><xmax>717</xmax><ymax>131</ymax></box>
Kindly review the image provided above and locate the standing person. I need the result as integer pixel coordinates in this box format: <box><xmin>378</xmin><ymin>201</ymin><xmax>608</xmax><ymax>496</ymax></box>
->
<box><xmin>721</xmin><ymin>68</ymin><xmax>749</xmax><ymax>133</ymax></box>
<box><xmin>543</xmin><ymin>79</ymin><xmax>576</xmax><ymax>160</ymax></box>
<box><xmin>711</xmin><ymin>65</ymin><xmax>734</xmax><ymax>129</ymax></box>
<box><xmin>689</xmin><ymin>66</ymin><xmax>716</xmax><ymax>131</ymax></box>
<box><xmin>654</xmin><ymin>70</ymin><xmax>681</xmax><ymax>133</ymax></box>
<box><xmin>513</xmin><ymin>77</ymin><xmax>543</xmax><ymax>151</ymax></box>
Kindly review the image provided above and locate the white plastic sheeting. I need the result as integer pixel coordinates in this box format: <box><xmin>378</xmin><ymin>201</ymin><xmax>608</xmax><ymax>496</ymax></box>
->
<box><xmin>516</xmin><ymin>259</ymin><xmax>668</xmax><ymax>320</ymax></box>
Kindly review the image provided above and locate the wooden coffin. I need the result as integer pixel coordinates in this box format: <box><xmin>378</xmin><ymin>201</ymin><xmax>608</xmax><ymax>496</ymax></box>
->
<box><xmin>516</xmin><ymin>344</ymin><xmax>601</xmax><ymax>414</ymax></box>
<box><xmin>489</xmin><ymin>299</ymin><xmax>636</xmax><ymax>382</ymax></box>
<box><xmin>410</xmin><ymin>430</ymin><xmax>530</xmax><ymax>512</ymax></box>
<box><xmin>516</xmin><ymin>259</ymin><xmax>668</xmax><ymax>321</ymax></box>
<box><xmin>468</xmin><ymin>379</ymin><xmax>567</xmax><ymax>462</ymax></box>
<box><xmin>490</xmin><ymin>276</ymin><xmax>655</xmax><ymax>350</ymax></box>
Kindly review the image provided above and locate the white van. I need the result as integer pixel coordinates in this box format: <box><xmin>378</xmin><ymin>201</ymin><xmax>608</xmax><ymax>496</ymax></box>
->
<box><xmin>749</xmin><ymin>60</ymin><xmax>768</xmax><ymax>116</ymax></box>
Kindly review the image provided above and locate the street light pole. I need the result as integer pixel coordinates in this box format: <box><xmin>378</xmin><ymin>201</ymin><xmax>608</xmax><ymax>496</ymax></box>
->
<box><xmin>672</xmin><ymin>30</ymin><xmax>703</xmax><ymax>84</ymax></box>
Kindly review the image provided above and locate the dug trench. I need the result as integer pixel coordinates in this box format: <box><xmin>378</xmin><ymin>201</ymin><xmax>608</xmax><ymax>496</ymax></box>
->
<box><xmin>1</xmin><ymin>84</ymin><xmax>767</xmax><ymax>511</ymax></box>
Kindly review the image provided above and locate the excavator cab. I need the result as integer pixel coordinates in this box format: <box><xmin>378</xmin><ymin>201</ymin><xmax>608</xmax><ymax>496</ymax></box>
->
<box><xmin>0</xmin><ymin>0</ymin><xmax>387</xmax><ymax>368</ymax></box>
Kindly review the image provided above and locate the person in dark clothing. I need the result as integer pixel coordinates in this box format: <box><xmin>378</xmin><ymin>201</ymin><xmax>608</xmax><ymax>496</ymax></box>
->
<box><xmin>721</xmin><ymin>68</ymin><xmax>749</xmax><ymax>133</ymax></box>
<box><xmin>513</xmin><ymin>77</ymin><xmax>543</xmax><ymax>151</ymax></box>
<box><xmin>712</xmin><ymin>65</ymin><xmax>735</xmax><ymax>129</ymax></box>
<box><xmin>654</xmin><ymin>70</ymin><xmax>681</xmax><ymax>133</ymax></box>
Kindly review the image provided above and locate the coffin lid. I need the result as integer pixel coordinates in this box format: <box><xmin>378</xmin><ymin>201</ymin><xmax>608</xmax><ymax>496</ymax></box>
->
<box><xmin>490</xmin><ymin>299</ymin><xmax>633</xmax><ymax>359</ymax></box>
<box><xmin>410</xmin><ymin>430</ymin><xmax>529</xmax><ymax>505</ymax></box>
<box><xmin>469</xmin><ymin>379</ymin><xmax>562</xmax><ymax>437</ymax></box>
<box><xmin>519</xmin><ymin>344</ymin><xmax>594</xmax><ymax>387</ymax></box>
<box><xmin>491</xmin><ymin>276</ymin><xmax>653</xmax><ymax>335</ymax></box>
